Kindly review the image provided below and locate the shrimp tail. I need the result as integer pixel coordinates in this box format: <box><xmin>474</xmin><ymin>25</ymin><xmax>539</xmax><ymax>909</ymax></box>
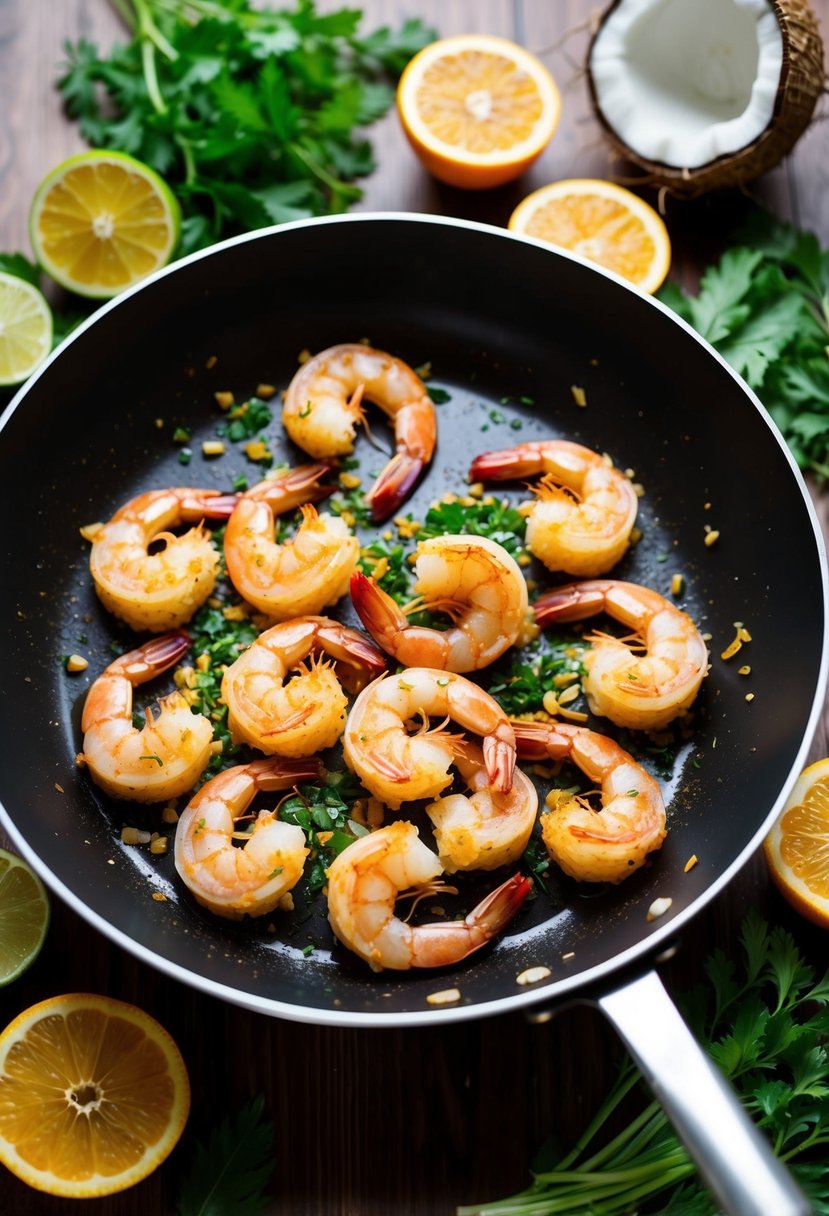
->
<box><xmin>176</xmin><ymin>491</ymin><xmax>240</xmax><ymax>520</ymax></box>
<box><xmin>483</xmin><ymin>724</ymin><xmax>516</xmax><ymax>793</ymax></box>
<box><xmin>350</xmin><ymin>570</ymin><xmax>406</xmax><ymax>642</ymax></box>
<box><xmin>533</xmin><ymin>582</ymin><xmax>608</xmax><ymax>628</ymax></box>
<box><xmin>468</xmin><ymin>872</ymin><xmax>532</xmax><ymax>937</ymax></box>
<box><xmin>118</xmin><ymin>630</ymin><xmax>191</xmax><ymax>684</ymax></box>
<box><xmin>512</xmin><ymin>718</ymin><xmax>574</xmax><ymax>762</ymax></box>
<box><xmin>259</xmin><ymin>463</ymin><xmax>336</xmax><ymax>511</ymax></box>
<box><xmin>367</xmin><ymin>452</ymin><xmax>425</xmax><ymax>522</ymax></box>
<box><xmin>316</xmin><ymin>614</ymin><xmax>388</xmax><ymax>692</ymax></box>
<box><xmin>469</xmin><ymin>446</ymin><xmax>542</xmax><ymax>482</ymax></box>
<box><xmin>248</xmin><ymin>756</ymin><xmax>322</xmax><ymax>789</ymax></box>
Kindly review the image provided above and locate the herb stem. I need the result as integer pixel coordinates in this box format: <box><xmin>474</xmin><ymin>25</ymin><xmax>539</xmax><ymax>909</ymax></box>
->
<box><xmin>110</xmin><ymin>0</ymin><xmax>138</xmax><ymax>30</ymax></box>
<box><xmin>289</xmin><ymin>141</ymin><xmax>360</xmax><ymax>200</ymax></box>
<box><xmin>553</xmin><ymin>1064</ymin><xmax>641</xmax><ymax>1170</ymax></box>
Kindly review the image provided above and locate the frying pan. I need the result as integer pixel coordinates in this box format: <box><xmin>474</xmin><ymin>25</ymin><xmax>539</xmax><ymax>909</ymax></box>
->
<box><xmin>0</xmin><ymin>214</ymin><xmax>825</xmax><ymax>1214</ymax></box>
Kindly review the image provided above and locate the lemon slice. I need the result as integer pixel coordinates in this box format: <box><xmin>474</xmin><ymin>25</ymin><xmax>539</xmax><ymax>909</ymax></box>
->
<box><xmin>508</xmin><ymin>178</ymin><xmax>671</xmax><ymax>294</ymax></box>
<box><xmin>0</xmin><ymin>849</ymin><xmax>49</xmax><ymax>984</ymax></box>
<box><xmin>764</xmin><ymin>757</ymin><xmax>829</xmax><ymax>928</ymax></box>
<box><xmin>0</xmin><ymin>273</ymin><xmax>53</xmax><ymax>386</ymax></box>
<box><xmin>0</xmin><ymin>993</ymin><xmax>190</xmax><ymax>1197</ymax></box>
<box><xmin>397</xmin><ymin>35</ymin><xmax>561</xmax><ymax>190</ymax></box>
<box><xmin>30</xmin><ymin>151</ymin><xmax>181</xmax><ymax>299</ymax></box>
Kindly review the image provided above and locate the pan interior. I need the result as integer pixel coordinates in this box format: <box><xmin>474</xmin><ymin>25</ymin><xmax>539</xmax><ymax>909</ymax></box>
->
<box><xmin>0</xmin><ymin>216</ymin><xmax>824</xmax><ymax>1021</ymax></box>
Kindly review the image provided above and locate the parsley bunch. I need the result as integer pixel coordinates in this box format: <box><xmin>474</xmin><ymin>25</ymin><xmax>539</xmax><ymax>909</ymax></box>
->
<box><xmin>59</xmin><ymin>0</ymin><xmax>434</xmax><ymax>255</ymax></box>
<box><xmin>462</xmin><ymin>913</ymin><xmax>829</xmax><ymax>1215</ymax></box>
<box><xmin>660</xmin><ymin>210</ymin><xmax>829</xmax><ymax>479</ymax></box>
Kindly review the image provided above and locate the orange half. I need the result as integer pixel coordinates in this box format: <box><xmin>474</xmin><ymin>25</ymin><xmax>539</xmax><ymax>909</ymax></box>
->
<box><xmin>508</xmin><ymin>178</ymin><xmax>671</xmax><ymax>294</ymax></box>
<box><xmin>765</xmin><ymin>757</ymin><xmax>829</xmax><ymax>928</ymax></box>
<box><xmin>0</xmin><ymin>993</ymin><xmax>190</xmax><ymax>1197</ymax></box>
<box><xmin>397</xmin><ymin>35</ymin><xmax>561</xmax><ymax>189</ymax></box>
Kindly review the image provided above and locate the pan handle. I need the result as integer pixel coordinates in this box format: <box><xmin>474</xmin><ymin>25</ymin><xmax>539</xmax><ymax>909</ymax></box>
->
<box><xmin>597</xmin><ymin>968</ymin><xmax>812</xmax><ymax>1216</ymax></box>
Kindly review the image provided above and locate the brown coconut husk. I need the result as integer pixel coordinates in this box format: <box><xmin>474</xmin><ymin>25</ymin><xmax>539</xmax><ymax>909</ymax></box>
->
<box><xmin>586</xmin><ymin>0</ymin><xmax>826</xmax><ymax>197</ymax></box>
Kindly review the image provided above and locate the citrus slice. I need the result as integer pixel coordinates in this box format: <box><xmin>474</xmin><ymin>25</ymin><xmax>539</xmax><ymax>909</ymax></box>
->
<box><xmin>508</xmin><ymin>178</ymin><xmax>671</xmax><ymax>294</ymax></box>
<box><xmin>0</xmin><ymin>994</ymin><xmax>190</xmax><ymax>1197</ymax></box>
<box><xmin>30</xmin><ymin>151</ymin><xmax>181</xmax><ymax>299</ymax></box>
<box><xmin>0</xmin><ymin>273</ymin><xmax>53</xmax><ymax>387</ymax></box>
<box><xmin>0</xmin><ymin>849</ymin><xmax>49</xmax><ymax>985</ymax></box>
<box><xmin>764</xmin><ymin>757</ymin><xmax>829</xmax><ymax>928</ymax></box>
<box><xmin>397</xmin><ymin>35</ymin><xmax>561</xmax><ymax>190</ymax></box>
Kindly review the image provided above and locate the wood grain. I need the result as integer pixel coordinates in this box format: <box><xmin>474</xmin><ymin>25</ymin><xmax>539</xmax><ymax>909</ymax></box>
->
<box><xmin>1</xmin><ymin>3</ymin><xmax>828</xmax><ymax>1214</ymax></box>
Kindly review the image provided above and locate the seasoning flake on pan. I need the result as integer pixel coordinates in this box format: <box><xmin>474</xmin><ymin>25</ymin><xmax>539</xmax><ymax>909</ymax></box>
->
<box><xmin>516</xmin><ymin>966</ymin><xmax>552</xmax><ymax>986</ymax></box>
<box><xmin>427</xmin><ymin>987</ymin><xmax>461</xmax><ymax>1006</ymax></box>
<box><xmin>646</xmin><ymin>896</ymin><xmax>673</xmax><ymax>922</ymax></box>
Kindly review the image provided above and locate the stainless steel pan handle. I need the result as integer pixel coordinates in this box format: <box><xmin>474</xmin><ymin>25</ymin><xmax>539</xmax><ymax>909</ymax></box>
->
<box><xmin>598</xmin><ymin>969</ymin><xmax>812</xmax><ymax>1216</ymax></box>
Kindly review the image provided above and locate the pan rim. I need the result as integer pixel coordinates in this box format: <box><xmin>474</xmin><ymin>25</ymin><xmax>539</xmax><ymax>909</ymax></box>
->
<box><xmin>1</xmin><ymin>211</ymin><xmax>827</xmax><ymax>1027</ymax></box>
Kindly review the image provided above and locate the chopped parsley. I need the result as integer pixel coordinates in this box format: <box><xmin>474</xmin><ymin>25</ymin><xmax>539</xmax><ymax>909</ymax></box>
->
<box><xmin>483</xmin><ymin>635</ymin><xmax>586</xmax><ymax>716</ymax></box>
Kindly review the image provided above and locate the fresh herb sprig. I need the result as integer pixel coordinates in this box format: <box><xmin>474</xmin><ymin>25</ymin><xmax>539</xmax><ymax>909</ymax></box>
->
<box><xmin>660</xmin><ymin>209</ymin><xmax>829</xmax><ymax>479</ymax></box>
<box><xmin>177</xmin><ymin>1093</ymin><xmax>275</xmax><ymax>1216</ymax></box>
<box><xmin>461</xmin><ymin>913</ymin><xmax>829</xmax><ymax>1215</ymax></box>
<box><xmin>59</xmin><ymin>0</ymin><xmax>435</xmax><ymax>256</ymax></box>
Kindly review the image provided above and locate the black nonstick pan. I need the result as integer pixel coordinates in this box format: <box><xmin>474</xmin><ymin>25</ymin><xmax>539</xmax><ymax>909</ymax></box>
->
<box><xmin>1</xmin><ymin>214</ymin><xmax>825</xmax><ymax>1214</ymax></box>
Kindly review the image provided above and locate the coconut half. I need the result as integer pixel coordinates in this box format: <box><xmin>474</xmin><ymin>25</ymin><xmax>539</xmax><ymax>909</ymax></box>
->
<box><xmin>587</xmin><ymin>0</ymin><xmax>825</xmax><ymax>195</ymax></box>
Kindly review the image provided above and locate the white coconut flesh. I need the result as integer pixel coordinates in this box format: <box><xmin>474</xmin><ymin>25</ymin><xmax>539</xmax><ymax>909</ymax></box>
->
<box><xmin>590</xmin><ymin>0</ymin><xmax>784</xmax><ymax>168</ymax></box>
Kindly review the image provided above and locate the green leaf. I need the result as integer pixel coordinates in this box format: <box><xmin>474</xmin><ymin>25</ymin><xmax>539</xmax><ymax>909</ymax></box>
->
<box><xmin>686</xmin><ymin>247</ymin><xmax>761</xmax><ymax>344</ymax></box>
<box><xmin>717</xmin><ymin>291</ymin><xmax>806</xmax><ymax>386</ymax></box>
<box><xmin>355</xmin><ymin>18</ymin><xmax>437</xmax><ymax>75</ymax></box>
<box><xmin>0</xmin><ymin>252</ymin><xmax>42</xmax><ymax>289</ymax></box>
<box><xmin>211</xmin><ymin>73</ymin><xmax>270</xmax><ymax>133</ymax></box>
<box><xmin>177</xmin><ymin>1094</ymin><xmax>275</xmax><ymax>1216</ymax></box>
<box><xmin>250</xmin><ymin>181</ymin><xmax>316</xmax><ymax>224</ymax></box>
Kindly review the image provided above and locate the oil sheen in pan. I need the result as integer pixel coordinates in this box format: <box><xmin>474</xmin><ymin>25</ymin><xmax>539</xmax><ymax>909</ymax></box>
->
<box><xmin>55</xmin><ymin>372</ymin><xmax>710</xmax><ymax>964</ymax></box>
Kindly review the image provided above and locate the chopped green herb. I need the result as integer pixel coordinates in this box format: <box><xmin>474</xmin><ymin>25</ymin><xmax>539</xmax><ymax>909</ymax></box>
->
<box><xmin>483</xmin><ymin>635</ymin><xmax>585</xmax><ymax>715</ymax></box>
<box><xmin>178</xmin><ymin>448</ymin><xmax>192</xmax><ymax>465</ymax></box>
<box><xmin>140</xmin><ymin>754</ymin><xmax>164</xmax><ymax>766</ymax></box>
<box><xmin>172</xmin><ymin>426</ymin><xmax>191</xmax><ymax>443</ymax></box>
<box><xmin>427</xmin><ymin>385</ymin><xmax>451</xmax><ymax>404</ymax></box>
<box><xmin>418</xmin><ymin>497</ymin><xmax>527</xmax><ymax>557</ymax></box>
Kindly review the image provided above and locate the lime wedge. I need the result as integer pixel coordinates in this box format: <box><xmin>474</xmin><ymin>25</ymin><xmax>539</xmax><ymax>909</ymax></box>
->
<box><xmin>0</xmin><ymin>271</ymin><xmax>53</xmax><ymax>386</ymax></box>
<box><xmin>0</xmin><ymin>849</ymin><xmax>50</xmax><ymax>985</ymax></box>
<box><xmin>30</xmin><ymin>150</ymin><xmax>181</xmax><ymax>299</ymax></box>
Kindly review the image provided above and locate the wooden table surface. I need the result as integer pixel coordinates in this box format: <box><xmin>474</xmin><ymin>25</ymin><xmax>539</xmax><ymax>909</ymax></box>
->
<box><xmin>2</xmin><ymin>2</ymin><xmax>829</xmax><ymax>1213</ymax></box>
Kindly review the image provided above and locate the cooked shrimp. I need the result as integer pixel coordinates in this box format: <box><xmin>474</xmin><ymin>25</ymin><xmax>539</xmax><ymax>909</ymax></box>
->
<box><xmin>80</xmin><ymin>631</ymin><xmax>213</xmax><ymax>803</ymax></box>
<box><xmin>534</xmin><ymin>579</ymin><xmax>708</xmax><ymax>731</ymax></box>
<box><xmin>89</xmin><ymin>487</ymin><xmax>238</xmax><ymax>631</ymax></box>
<box><xmin>469</xmin><ymin>440</ymin><xmax>638</xmax><ymax>576</ymax></box>
<box><xmin>350</xmin><ymin>534</ymin><xmax>530</xmax><ymax>673</ymax></box>
<box><xmin>326</xmin><ymin>821</ymin><xmax>531</xmax><ymax>971</ymax></box>
<box><xmin>174</xmin><ymin>757</ymin><xmax>320</xmax><ymax>919</ymax></box>
<box><xmin>425</xmin><ymin>739</ymin><xmax>538</xmax><ymax>873</ymax></box>
<box><xmin>224</xmin><ymin>465</ymin><xmax>359</xmax><ymax>619</ymax></box>
<box><xmin>282</xmin><ymin>343</ymin><xmax>437</xmax><ymax>521</ymax></box>
<box><xmin>342</xmin><ymin>668</ymin><xmax>516</xmax><ymax>810</ymax></box>
<box><xmin>221</xmin><ymin>616</ymin><xmax>386</xmax><ymax>758</ymax></box>
<box><xmin>513</xmin><ymin>721</ymin><xmax>666</xmax><ymax>884</ymax></box>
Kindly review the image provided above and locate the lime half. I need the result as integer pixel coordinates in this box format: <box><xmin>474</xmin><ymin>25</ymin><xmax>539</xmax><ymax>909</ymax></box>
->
<box><xmin>0</xmin><ymin>849</ymin><xmax>50</xmax><ymax>985</ymax></box>
<box><xmin>30</xmin><ymin>150</ymin><xmax>181</xmax><ymax>299</ymax></box>
<box><xmin>0</xmin><ymin>272</ymin><xmax>53</xmax><ymax>386</ymax></box>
